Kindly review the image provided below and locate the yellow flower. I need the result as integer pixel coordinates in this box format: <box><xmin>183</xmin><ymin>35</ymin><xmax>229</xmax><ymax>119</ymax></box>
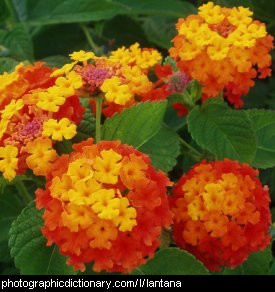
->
<box><xmin>50</xmin><ymin>62</ymin><xmax>77</xmax><ymax>77</ymax></box>
<box><xmin>93</xmin><ymin>149</ymin><xmax>122</xmax><ymax>184</ymax></box>
<box><xmin>1</xmin><ymin>99</ymin><xmax>24</xmax><ymax>120</ymax></box>
<box><xmin>62</xmin><ymin>203</ymin><xmax>95</xmax><ymax>232</ymax></box>
<box><xmin>55</xmin><ymin>71</ymin><xmax>83</xmax><ymax>97</ymax></box>
<box><xmin>203</xmin><ymin>183</ymin><xmax>225</xmax><ymax>211</ymax></box>
<box><xmin>122</xmin><ymin>66</ymin><xmax>152</xmax><ymax>95</ymax></box>
<box><xmin>91</xmin><ymin>189</ymin><xmax>120</xmax><ymax>220</ymax></box>
<box><xmin>179</xmin><ymin>41</ymin><xmax>202</xmax><ymax>61</ymax></box>
<box><xmin>188</xmin><ymin>197</ymin><xmax>206</xmax><ymax>221</ymax></box>
<box><xmin>100</xmin><ymin>77</ymin><xmax>133</xmax><ymax>105</ymax></box>
<box><xmin>109</xmin><ymin>47</ymin><xmax>134</xmax><ymax>65</ymax></box>
<box><xmin>68</xmin><ymin>178</ymin><xmax>102</xmax><ymax>206</ymax></box>
<box><xmin>42</xmin><ymin>118</ymin><xmax>77</xmax><ymax>141</ymax></box>
<box><xmin>87</xmin><ymin>219</ymin><xmax>118</xmax><ymax>250</ymax></box>
<box><xmin>0</xmin><ymin>145</ymin><xmax>18</xmax><ymax>181</ymax></box>
<box><xmin>0</xmin><ymin>119</ymin><xmax>9</xmax><ymax>139</ymax></box>
<box><xmin>199</xmin><ymin>2</ymin><xmax>225</xmax><ymax>25</ymax></box>
<box><xmin>37</xmin><ymin>87</ymin><xmax>66</xmax><ymax>112</ymax></box>
<box><xmin>67</xmin><ymin>158</ymin><xmax>94</xmax><ymax>183</ymax></box>
<box><xmin>50</xmin><ymin>174</ymin><xmax>74</xmax><ymax>201</ymax></box>
<box><xmin>207</xmin><ymin>37</ymin><xmax>230</xmax><ymax>61</ymax></box>
<box><xmin>112</xmin><ymin>197</ymin><xmax>137</xmax><ymax>232</ymax></box>
<box><xmin>180</xmin><ymin>19</ymin><xmax>202</xmax><ymax>39</ymax></box>
<box><xmin>26</xmin><ymin>138</ymin><xmax>57</xmax><ymax>176</ymax></box>
<box><xmin>135</xmin><ymin>50</ymin><xmax>162</xmax><ymax>69</ymax></box>
<box><xmin>69</xmin><ymin>50</ymin><xmax>96</xmax><ymax>62</ymax></box>
<box><xmin>228</xmin><ymin>6</ymin><xmax>253</xmax><ymax>27</ymax></box>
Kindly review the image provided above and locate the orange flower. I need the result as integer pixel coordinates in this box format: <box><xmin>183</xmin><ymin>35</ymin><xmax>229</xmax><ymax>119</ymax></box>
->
<box><xmin>36</xmin><ymin>139</ymin><xmax>172</xmax><ymax>273</ymax></box>
<box><xmin>170</xmin><ymin>159</ymin><xmax>271</xmax><ymax>271</ymax></box>
<box><xmin>170</xmin><ymin>2</ymin><xmax>274</xmax><ymax>108</ymax></box>
<box><xmin>0</xmin><ymin>63</ymin><xmax>85</xmax><ymax>180</ymax></box>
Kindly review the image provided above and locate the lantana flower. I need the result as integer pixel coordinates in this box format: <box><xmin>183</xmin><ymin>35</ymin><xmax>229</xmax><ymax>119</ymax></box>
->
<box><xmin>0</xmin><ymin>62</ymin><xmax>85</xmax><ymax>181</ymax></box>
<box><xmin>36</xmin><ymin>138</ymin><xmax>173</xmax><ymax>273</ymax></box>
<box><xmin>54</xmin><ymin>43</ymin><xmax>162</xmax><ymax>117</ymax></box>
<box><xmin>170</xmin><ymin>2</ymin><xmax>274</xmax><ymax>108</ymax></box>
<box><xmin>170</xmin><ymin>159</ymin><xmax>271</xmax><ymax>271</ymax></box>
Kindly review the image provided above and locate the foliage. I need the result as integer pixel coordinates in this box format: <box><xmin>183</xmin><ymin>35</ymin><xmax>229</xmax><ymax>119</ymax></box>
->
<box><xmin>0</xmin><ymin>0</ymin><xmax>275</xmax><ymax>276</ymax></box>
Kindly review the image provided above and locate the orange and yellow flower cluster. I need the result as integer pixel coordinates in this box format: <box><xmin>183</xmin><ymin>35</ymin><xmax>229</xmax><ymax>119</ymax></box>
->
<box><xmin>59</xmin><ymin>44</ymin><xmax>162</xmax><ymax>117</ymax></box>
<box><xmin>170</xmin><ymin>2</ymin><xmax>274</xmax><ymax>107</ymax></box>
<box><xmin>170</xmin><ymin>159</ymin><xmax>271</xmax><ymax>271</ymax></box>
<box><xmin>0</xmin><ymin>62</ymin><xmax>85</xmax><ymax>181</ymax></box>
<box><xmin>36</xmin><ymin>138</ymin><xmax>172</xmax><ymax>273</ymax></box>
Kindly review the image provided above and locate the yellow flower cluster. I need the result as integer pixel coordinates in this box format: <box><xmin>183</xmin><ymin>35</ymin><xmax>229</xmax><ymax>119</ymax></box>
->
<box><xmin>50</xmin><ymin>148</ymin><xmax>138</xmax><ymax>233</ymax></box>
<box><xmin>66</xmin><ymin>43</ymin><xmax>161</xmax><ymax>107</ymax></box>
<box><xmin>177</xmin><ymin>2</ymin><xmax>267</xmax><ymax>62</ymax></box>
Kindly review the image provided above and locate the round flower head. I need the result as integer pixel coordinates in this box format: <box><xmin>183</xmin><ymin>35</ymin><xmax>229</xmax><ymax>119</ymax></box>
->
<box><xmin>36</xmin><ymin>138</ymin><xmax>172</xmax><ymax>273</ymax></box>
<box><xmin>0</xmin><ymin>62</ymin><xmax>85</xmax><ymax>181</ymax></box>
<box><xmin>170</xmin><ymin>159</ymin><xmax>271</xmax><ymax>271</ymax></box>
<box><xmin>59</xmin><ymin>43</ymin><xmax>162</xmax><ymax>117</ymax></box>
<box><xmin>170</xmin><ymin>2</ymin><xmax>274</xmax><ymax>108</ymax></box>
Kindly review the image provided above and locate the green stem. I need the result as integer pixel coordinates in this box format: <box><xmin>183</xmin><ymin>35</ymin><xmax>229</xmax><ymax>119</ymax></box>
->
<box><xmin>4</xmin><ymin>0</ymin><xmax>17</xmax><ymax>27</ymax></box>
<box><xmin>15</xmin><ymin>181</ymin><xmax>33</xmax><ymax>204</ymax></box>
<box><xmin>179</xmin><ymin>137</ymin><xmax>202</xmax><ymax>160</ymax></box>
<box><xmin>95</xmin><ymin>95</ymin><xmax>103</xmax><ymax>143</ymax></box>
<box><xmin>80</xmin><ymin>23</ymin><xmax>98</xmax><ymax>52</ymax></box>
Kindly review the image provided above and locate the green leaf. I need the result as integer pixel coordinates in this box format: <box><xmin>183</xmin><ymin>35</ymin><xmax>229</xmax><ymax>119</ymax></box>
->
<box><xmin>33</xmin><ymin>24</ymin><xmax>86</xmax><ymax>59</ymax></box>
<box><xmin>139</xmin><ymin>126</ymin><xmax>180</xmax><ymax>172</ymax></box>
<box><xmin>246</xmin><ymin>110</ymin><xmax>275</xmax><ymax>169</ymax></box>
<box><xmin>114</xmin><ymin>0</ymin><xmax>197</xmax><ymax>18</ymax></box>
<box><xmin>143</xmin><ymin>16</ymin><xmax>176</xmax><ymax>49</ymax></box>
<box><xmin>103</xmin><ymin>15</ymin><xmax>149</xmax><ymax>48</ymax></box>
<box><xmin>73</xmin><ymin>107</ymin><xmax>96</xmax><ymax>143</ymax></box>
<box><xmin>9</xmin><ymin>202</ymin><xmax>76</xmax><ymax>275</ymax></box>
<box><xmin>54</xmin><ymin>140</ymin><xmax>73</xmax><ymax>155</ymax></box>
<box><xmin>0</xmin><ymin>188</ymin><xmax>24</xmax><ymax>263</ymax></box>
<box><xmin>133</xmin><ymin>248</ymin><xmax>209</xmax><ymax>275</ymax></box>
<box><xmin>0</xmin><ymin>57</ymin><xmax>19</xmax><ymax>74</ymax></box>
<box><xmin>222</xmin><ymin>247</ymin><xmax>272</xmax><ymax>275</ymax></box>
<box><xmin>26</xmin><ymin>0</ymin><xmax>125</xmax><ymax>25</ymax></box>
<box><xmin>102</xmin><ymin>101</ymin><xmax>167</xmax><ymax>148</ymax></box>
<box><xmin>270</xmin><ymin>261</ymin><xmax>275</xmax><ymax>276</ymax></box>
<box><xmin>0</xmin><ymin>1</ymin><xmax>9</xmax><ymax>22</ymax></box>
<box><xmin>101</xmin><ymin>101</ymin><xmax>180</xmax><ymax>172</ymax></box>
<box><xmin>187</xmin><ymin>99</ymin><xmax>257</xmax><ymax>163</ymax></box>
<box><xmin>2</xmin><ymin>24</ymin><xmax>34</xmax><ymax>61</ymax></box>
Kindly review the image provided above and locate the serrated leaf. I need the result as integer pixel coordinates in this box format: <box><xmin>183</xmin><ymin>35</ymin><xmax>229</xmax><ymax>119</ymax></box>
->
<box><xmin>187</xmin><ymin>99</ymin><xmax>257</xmax><ymax>163</ymax></box>
<box><xmin>140</xmin><ymin>126</ymin><xmax>180</xmax><ymax>172</ymax></box>
<box><xmin>246</xmin><ymin>110</ymin><xmax>275</xmax><ymax>169</ymax></box>
<box><xmin>133</xmin><ymin>248</ymin><xmax>209</xmax><ymax>275</ymax></box>
<box><xmin>26</xmin><ymin>0</ymin><xmax>125</xmax><ymax>25</ymax></box>
<box><xmin>102</xmin><ymin>101</ymin><xmax>167</xmax><ymax>148</ymax></box>
<box><xmin>9</xmin><ymin>202</ymin><xmax>76</xmax><ymax>275</ymax></box>
<box><xmin>2</xmin><ymin>24</ymin><xmax>34</xmax><ymax>61</ymax></box>
<box><xmin>222</xmin><ymin>247</ymin><xmax>272</xmax><ymax>275</ymax></box>
<box><xmin>0</xmin><ymin>57</ymin><xmax>19</xmax><ymax>73</ymax></box>
<box><xmin>0</xmin><ymin>188</ymin><xmax>24</xmax><ymax>263</ymax></box>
